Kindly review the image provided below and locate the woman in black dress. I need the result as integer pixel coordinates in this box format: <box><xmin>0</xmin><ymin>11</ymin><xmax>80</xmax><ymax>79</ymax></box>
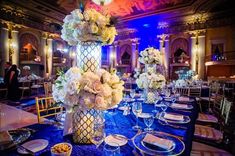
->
<box><xmin>7</xmin><ymin>64</ymin><xmax>20</xmax><ymax>101</ymax></box>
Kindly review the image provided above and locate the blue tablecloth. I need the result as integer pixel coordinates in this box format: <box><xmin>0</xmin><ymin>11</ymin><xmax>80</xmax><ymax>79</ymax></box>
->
<box><xmin>1</xmin><ymin>99</ymin><xmax>198</xmax><ymax>156</ymax></box>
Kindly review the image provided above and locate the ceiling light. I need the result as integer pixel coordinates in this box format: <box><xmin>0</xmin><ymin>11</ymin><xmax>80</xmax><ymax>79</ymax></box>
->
<box><xmin>92</xmin><ymin>0</ymin><xmax>113</xmax><ymax>6</ymax></box>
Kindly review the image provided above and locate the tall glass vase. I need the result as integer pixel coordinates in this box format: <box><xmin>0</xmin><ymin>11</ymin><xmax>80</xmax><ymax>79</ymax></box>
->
<box><xmin>72</xmin><ymin>107</ymin><xmax>103</xmax><ymax>144</ymax></box>
<box><xmin>144</xmin><ymin>64</ymin><xmax>157</xmax><ymax>104</ymax></box>
<box><xmin>72</xmin><ymin>41</ymin><xmax>103</xmax><ymax>144</ymax></box>
<box><xmin>76</xmin><ymin>41</ymin><xmax>102</xmax><ymax>72</ymax></box>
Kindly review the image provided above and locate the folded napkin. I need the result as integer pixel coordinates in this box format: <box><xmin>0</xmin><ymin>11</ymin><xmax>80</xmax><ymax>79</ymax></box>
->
<box><xmin>0</xmin><ymin>131</ymin><xmax>13</xmax><ymax>145</ymax></box>
<box><xmin>143</xmin><ymin>133</ymin><xmax>174</xmax><ymax>150</ymax></box>
<box><xmin>179</xmin><ymin>97</ymin><xmax>190</xmax><ymax>102</ymax></box>
<box><xmin>164</xmin><ymin>113</ymin><xmax>184</xmax><ymax>121</ymax></box>
<box><xmin>171</xmin><ymin>103</ymin><xmax>188</xmax><ymax>109</ymax></box>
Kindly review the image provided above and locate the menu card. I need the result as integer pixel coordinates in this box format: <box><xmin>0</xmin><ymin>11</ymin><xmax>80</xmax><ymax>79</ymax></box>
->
<box><xmin>164</xmin><ymin>113</ymin><xmax>184</xmax><ymax>121</ymax></box>
<box><xmin>143</xmin><ymin>133</ymin><xmax>174</xmax><ymax>150</ymax></box>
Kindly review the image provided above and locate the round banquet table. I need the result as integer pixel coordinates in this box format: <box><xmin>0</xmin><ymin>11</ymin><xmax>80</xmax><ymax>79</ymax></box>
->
<box><xmin>1</xmin><ymin>98</ymin><xmax>198</xmax><ymax>156</ymax></box>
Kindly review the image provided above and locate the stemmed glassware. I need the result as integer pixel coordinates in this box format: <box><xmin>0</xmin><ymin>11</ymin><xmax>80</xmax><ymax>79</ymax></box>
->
<box><xmin>91</xmin><ymin>119</ymin><xmax>105</xmax><ymax>148</ymax></box>
<box><xmin>130</xmin><ymin>89</ymin><xmax>136</xmax><ymax>99</ymax></box>
<box><xmin>144</xmin><ymin>113</ymin><xmax>154</xmax><ymax>132</ymax></box>
<box><xmin>132</xmin><ymin>102</ymin><xmax>142</xmax><ymax>130</ymax></box>
<box><xmin>103</xmin><ymin>142</ymin><xmax>120</xmax><ymax>156</ymax></box>
<box><xmin>160</xmin><ymin>102</ymin><xmax>168</xmax><ymax>113</ymax></box>
<box><xmin>165</xmin><ymin>89</ymin><xmax>171</xmax><ymax>98</ymax></box>
<box><xmin>152</xmin><ymin>93</ymin><xmax>161</xmax><ymax>114</ymax></box>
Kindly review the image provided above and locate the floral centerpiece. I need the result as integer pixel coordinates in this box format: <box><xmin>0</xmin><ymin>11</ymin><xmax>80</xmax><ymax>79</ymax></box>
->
<box><xmin>53</xmin><ymin>67</ymin><xmax>124</xmax><ymax>143</ymax></box>
<box><xmin>61</xmin><ymin>8</ymin><xmax>117</xmax><ymax>45</ymax></box>
<box><xmin>136</xmin><ymin>47</ymin><xmax>165</xmax><ymax>103</ymax></box>
<box><xmin>53</xmin><ymin>67</ymin><xmax>124</xmax><ymax>110</ymax></box>
<box><xmin>138</xmin><ymin>47</ymin><xmax>162</xmax><ymax>65</ymax></box>
<box><xmin>174</xmin><ymin>68</ymin><xmax>196</xmax><ymax>87</ymax></box>
<box><xmin>55</xmin><ymin>8</ymin><xmax>120</xmax><ymax>144</ymax></box>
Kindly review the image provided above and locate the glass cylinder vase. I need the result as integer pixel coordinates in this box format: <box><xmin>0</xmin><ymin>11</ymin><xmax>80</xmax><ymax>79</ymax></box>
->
<box><xmin>73</xmin><ymin>41</ymin><xmax>103</xmax><ymax>144</ymax></box>
<box><xmin>72</xmin><ymin>107</ymin><xmax>103</xmax><ymax>144</ymax></box>
<box><xmin>76</xmin><ymin>41</ymin><xmax>102</xmax><ymax>72</ymax></box>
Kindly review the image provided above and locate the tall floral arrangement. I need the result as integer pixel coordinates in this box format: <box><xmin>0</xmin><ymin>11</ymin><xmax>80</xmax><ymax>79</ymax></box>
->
<box><xmin>61</xmin><ymin>8</ymin><xmax>117</xmax><ymax>45</ymax></box>
<box><xmin>52</xmin><ymin>67</ymin><xmax>124</xmax><ymax>110</ymax></box>
<box><xmin>138</xmin><ymin>47</ymin><xmax>162</xmax><ymax>64</ymax></box>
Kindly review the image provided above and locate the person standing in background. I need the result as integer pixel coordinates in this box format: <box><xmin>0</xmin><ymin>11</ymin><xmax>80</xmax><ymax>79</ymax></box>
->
<box><xmin>7</xmin><ymin>64</ymin><xmax>20</xmax><ymax>101</ymax></box>
<box><xmin>4</xmin><ymin>62</ymin><xmax>11</xmax><ymax>87</ymax></box>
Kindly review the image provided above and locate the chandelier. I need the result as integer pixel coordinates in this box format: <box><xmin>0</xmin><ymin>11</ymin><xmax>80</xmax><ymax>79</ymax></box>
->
<box><xmin>92</xmin><ymin>0</ymin><xmax>113</xmax><ymax>6</ymax></box>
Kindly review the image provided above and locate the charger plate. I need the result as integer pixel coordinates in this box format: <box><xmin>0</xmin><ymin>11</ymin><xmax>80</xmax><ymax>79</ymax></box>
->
<box><xmin>133</xmin><ymin>131</ymin><xmax>185</xmax><ymax>156</ymax></box>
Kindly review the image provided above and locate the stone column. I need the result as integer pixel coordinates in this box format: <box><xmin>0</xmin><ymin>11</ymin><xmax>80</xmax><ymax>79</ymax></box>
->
<box><xmin>198</xmin><ymin>35</ymin><xmax>206</xmax><ymax>79</ymax></box>
<box><xmin>131</xmin><ymin>42</ymin><xmax>137</xmax><ymax>71</ymax></box>
<box><xmin>190</xmin><ymin>36</ymin><xmax>197</xmax><ymax>72</ymax></box>
<box><xmin>159</xmin><ymin>35</ymin><xmax>169</xmax><ymax>79</ymax></box>
<box><xmin>11</xmin><ymin>30</ymin><xmax>19</xmax><ymax>66</ymax></box>
<box><xmin>0</xmin><ymin>28</ymin><xmax>9</xmax><ymax>76</ymax></box>
<box><xmin>41</xmin><ymin>36</ymin><xmax>53</xmax><ymax>78</ymax></box>
<box><xmin>109</xmin><ymin>45</ymin><xmax>115</xmax><ymax>68</ymax></box>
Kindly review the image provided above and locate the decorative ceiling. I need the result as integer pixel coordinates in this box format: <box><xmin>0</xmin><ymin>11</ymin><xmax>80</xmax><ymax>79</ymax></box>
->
<box><xmin>58</xmin><ymin>0</ymin><xmax>194</xmax><ymax>19</ymax></box>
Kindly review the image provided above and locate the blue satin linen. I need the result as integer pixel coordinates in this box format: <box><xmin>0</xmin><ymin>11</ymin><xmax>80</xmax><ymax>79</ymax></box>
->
<box><xmin>1</xmin><ymin>99</ymin><xmax>198</xmax><ymax>156</ymax></box>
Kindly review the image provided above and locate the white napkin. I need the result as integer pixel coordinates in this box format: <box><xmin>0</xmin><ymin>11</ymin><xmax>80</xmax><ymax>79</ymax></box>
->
<box><xmin>143</xmin><ymin>133</ymin><xmax>174</xmax><ymax>150</ymax></box>
<box><xmin>179</xmin><ymin>97</ymin><xmax>190</xmax><ymax>102</ymax></box>
<box><xmin>171</xmin><ymin>103</ymin><xmax>188</xmax><ymax>109</ymax></box>
<box><xmin>164</xmin><ymin>113</ymin><xmax>184</xmax><ymax>121</ymax></box>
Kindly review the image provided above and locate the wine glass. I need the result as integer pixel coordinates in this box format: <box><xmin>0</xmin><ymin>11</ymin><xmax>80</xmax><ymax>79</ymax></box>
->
<box><xmin>91</xmin><ymin>120</ymin><xmax>105</xmax><ymax>148</ymax></box>
<box><xmin>103</xmin><ymin>142</ymin><xmax>120</xmax><ymax>156</ymax></box>
<box><xmin>172</xmin><ymin>87</ymin><xmax>177</xmax><ymax>95</ymax></box>
<box><xmin>165</xmin><ymin>89</ymin><xmax>171</xmax><ymax>98</ymax></box>
<box><xmin>160</xmin><ymin>103</ymin><xmax>168</xmax><ymax>113</ymax></box>
<box><xmin>132</xmin><ymin>102</ymin><xmax>142</xmax><ymax>130</ymax></box>
<box><xmin>152</xmin><ymin>94</ymin><xmax>161</xmax><ymax>113</ymax></box>
<box><xmin>130</xmin><ymin>89</ymin><xmax>136</xmax><ymax>99</ymax></box>
<box><xmin>144</xmin><ymin>113</ymin><xmax>154</xmax><ymax>132</ymax></box>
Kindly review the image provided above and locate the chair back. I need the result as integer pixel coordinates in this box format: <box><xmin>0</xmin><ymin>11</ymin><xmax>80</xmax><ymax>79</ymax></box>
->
<box><xmin>221</xmin><ymin>98</ymin><xmax>232</xmax><ymax>124</ymax></box>
<box><xmin>176</xmin><ymin>87</ymin><xmax>189</xmax><ymax>96</ymax></box>
<box><xmin>44</xmin><ymin>82</ymin><xmax>52</xmax><ymax>96</ymax></box>
<box><xmin>35</xmin><ymin>96</ymin><xmax>63</xmax><ymax>123</ymax></box>
<box><xmin>22</xmin><ymin>81</ymin><xmax>31</xmax><ymax>87</ymax></box>
<box><xmin>189</xmin><ymin>87</ymin><xmax>201</xmax><ymax>97</ymax></box>
<box><xmin>210</xmin><ymin>81</ymin><xmax>220</xmax><ymax>95</ymax></box>
<box><xmin>212</xmin><ymin>94</ymin><xmax>224</xmax><ymax>118</ymax></box>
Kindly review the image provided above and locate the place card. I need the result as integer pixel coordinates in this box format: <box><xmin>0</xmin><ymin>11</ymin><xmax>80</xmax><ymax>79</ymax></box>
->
<box><xmin>142</xmin><ymin>133</ymin><xmax>174</xmax><ymax>150</ymax></box>
<box><xmin>171</xmin><ymin>103</ymin><xmax>188</xmax><ymax>109</ymax></box>
<box><xmin>178</xmin><ymin>97</ymin><xmax>190</xmax><ymax>102</ymax></box>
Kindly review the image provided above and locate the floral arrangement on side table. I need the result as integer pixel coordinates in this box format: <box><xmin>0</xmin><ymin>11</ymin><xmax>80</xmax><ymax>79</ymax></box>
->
<box><xmin>52</xmin><ymin>67</ymin><xmax>124</xmax><ymax>111</ymax></box>
<box><xmin>138</xmin><ymin>47</ymin><xmax>162</xmax><ymax>64</ymax></box>
<box><xmin>61</xmin><ymin>8</ymin><xmax>117</xmax><ymax>45</ymax></box>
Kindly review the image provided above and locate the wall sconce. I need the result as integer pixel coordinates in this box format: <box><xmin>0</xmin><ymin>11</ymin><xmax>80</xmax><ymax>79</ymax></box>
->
<box><xmin>8</xmin><ymin>28</ymin><xmax>14</xmax><ymax>63</ymax></box>
<box><xmin>92</xmin><ymin>0</ymin><xmax>113</xmax><ymax>6</ymax></box>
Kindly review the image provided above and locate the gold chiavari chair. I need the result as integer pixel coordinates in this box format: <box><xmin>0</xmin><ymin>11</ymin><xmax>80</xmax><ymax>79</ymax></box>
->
<box><xmin>194</xmin><ymin>98</ymin><xmax>232</xmax><ymax>144</ymax></box>
<box><xmin>35</xmin><ymin>96</ymin><xmax>63</xmax><ymax>123</ymax></box>
<box><xmin>189</xmin><ymin>87</ymin><xmax>202</xmax><ymax>112</ymax></box>
<box><xmin>197</xmin><ymin>94</ymin><xmax>224</xmax><ymax>125</ymax></box>
<box><xmin>201</xmin><ymin>82</ymin><xmax>220</xmax><ymax>112</ymax></box>
<box><xmin>44</xmin><ymin>82</ymin><xmax>52</xmax><ymax>97</ymax></box>
<box><xmin>176</xmin><ymin>87</ymin><xmax>189</xmax><ymax>96</ymax></box>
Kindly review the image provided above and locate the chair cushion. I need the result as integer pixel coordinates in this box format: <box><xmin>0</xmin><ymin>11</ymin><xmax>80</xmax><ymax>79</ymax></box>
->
<box><xmin>194</xmin><ymin>124</ymin><xmax>223</xmax><ymax>141</ymax></box>
<box><xmin>19</xmin><ymin>87</ymin><xmax>30</xmax><ymax>90</ymax></box>
<box><xmin>197</xmin><ymin>113</ymin><xmax>218</xmax><ymax>123</ymax></box>
<box><xmin>31</xmin><ymin>85</ymin><xmax>43</xmax><ymax>89</ymax></box>
<box><xmin>201</xmin><ymin>97</ymin><xmax>215</xmax><ymax>102</ymax></box>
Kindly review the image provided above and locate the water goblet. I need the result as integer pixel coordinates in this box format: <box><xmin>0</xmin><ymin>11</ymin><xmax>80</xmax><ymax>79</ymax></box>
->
<box><xmin>165</xmin><ymin>89</ymin><xmax>171</xmax><ymax>98</ymax></box>
<box><xmin>160</xmin><ymin>103</ymin><xmax>168</xmax><ymax>113</ymax></box>
<box><xmin>103</xmin><ymin>142</ymin><xmax>120</xmax><ymax>156</ymax></box>
<box><xmin>130</xmin><ymin>89</ymin><xmax>136</xmax><ymax>99</ymax></box>
<box><xmin>91</xmin><ymin>120</ymin><xmax>105</xmax><ymax>148</ymax></box>
<box><xmin>144</xmin><ymin>113</ymin><xmax>154</xmax><ymax>132</ymax></box>
<box><xmin>132</xmin><ymin>102</ymin><xmax>142</xmax><ymax>130</ymax></box>
<box><xmin>152</xmin><ymin>94</ymin><xmax>161</xmax><ymax>113</ymax></box>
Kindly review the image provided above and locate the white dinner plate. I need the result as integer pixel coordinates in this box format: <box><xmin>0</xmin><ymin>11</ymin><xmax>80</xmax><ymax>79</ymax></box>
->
<box><xmin>17</xmin><ymin>139</ymin><xmax>48</xmax><ymax>154</ymax></box>
<box><xmin>105</xmin><ymin>134</ymin><xmax>128</xmax><ymax>146</ymax></box>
